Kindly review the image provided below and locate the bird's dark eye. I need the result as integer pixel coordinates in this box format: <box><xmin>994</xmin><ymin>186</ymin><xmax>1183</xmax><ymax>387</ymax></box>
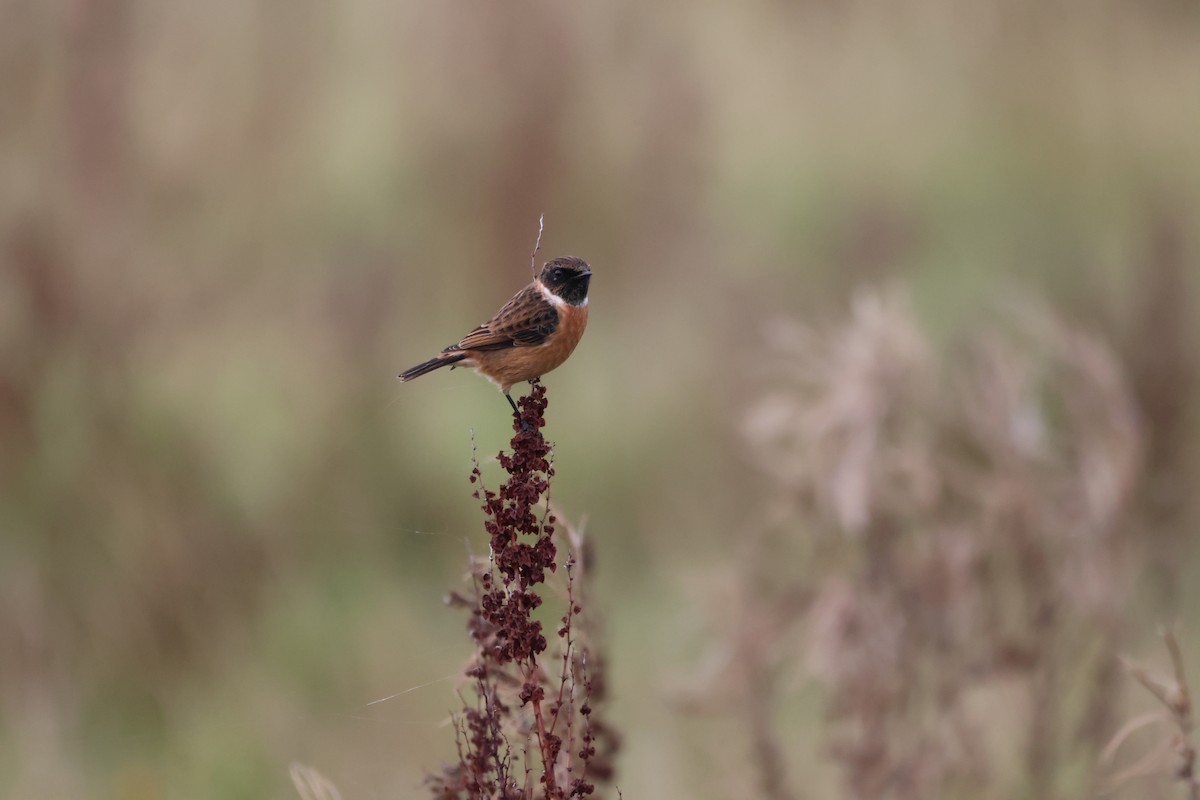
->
<box><xmin>550</xmin><ymin>268</ymin><xmax>563</xmax><ymax>281</ymax></box>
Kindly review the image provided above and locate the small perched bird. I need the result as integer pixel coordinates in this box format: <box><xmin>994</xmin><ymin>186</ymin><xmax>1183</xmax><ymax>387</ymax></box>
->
<box><xmin>398</xmin><ymin>256</ymin><xmax>592</xmax><ymax>416</ymax></box>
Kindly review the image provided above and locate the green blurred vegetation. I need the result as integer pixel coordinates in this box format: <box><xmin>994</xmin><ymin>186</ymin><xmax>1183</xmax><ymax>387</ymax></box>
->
<box><xmin>1</xmin><ymin>0</ymin><xmax>1199</xmax><ymax>797</ymax></box>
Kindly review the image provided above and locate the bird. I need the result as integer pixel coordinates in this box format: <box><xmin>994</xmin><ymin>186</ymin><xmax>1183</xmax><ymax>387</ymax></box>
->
<box><xmin>398</xmin><ymin>256</ymin><xmax>592</xmax><ymax>417</ymax></box>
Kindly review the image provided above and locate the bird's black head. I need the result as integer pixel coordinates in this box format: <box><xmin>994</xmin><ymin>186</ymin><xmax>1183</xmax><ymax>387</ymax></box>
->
<box><xmin>539</xmin><ymin>256</ymin><xmax>592</xmax><ymax>306</ymax></box>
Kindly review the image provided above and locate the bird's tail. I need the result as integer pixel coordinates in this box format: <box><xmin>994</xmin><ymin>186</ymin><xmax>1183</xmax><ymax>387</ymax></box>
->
<box><xmin>398</xmin><ymin>352</ymin><xmax>466</xmax><ymax>382</ymax></box>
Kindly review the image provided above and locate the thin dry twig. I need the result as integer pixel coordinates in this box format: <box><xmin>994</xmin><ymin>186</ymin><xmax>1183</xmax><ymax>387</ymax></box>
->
<box><xmin>1100</xmin><ymin>711</ymin><xmax>1174</xmax><ymax>766</ymax></box>
<box><xmin>290</xmin><ymin>763</ymin><xmax>344</xmax><ymax>800</ymax></box>
<box><xmin>530</xmin><ymin>213</ymin><xmax>545</xmax><ymax>277</ymax></box>
<box><xmin>1107</xmin><ymin>629</ymin><xmax>1199</xmax><ymax>799</ymax></box>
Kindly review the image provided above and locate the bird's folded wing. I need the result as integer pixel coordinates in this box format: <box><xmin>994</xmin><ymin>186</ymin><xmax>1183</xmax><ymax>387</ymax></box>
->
<box><xmin>454</xmin><ymin>285</ymin><xmax>560</xmax><ymax>351</ymax></box>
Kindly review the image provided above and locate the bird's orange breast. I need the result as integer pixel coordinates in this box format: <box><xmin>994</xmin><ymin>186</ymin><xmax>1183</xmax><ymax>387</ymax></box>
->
<box><xmin>468</xmin><ymin>304</ymin><xmax>588</xmax><ymax>393</ymax></box>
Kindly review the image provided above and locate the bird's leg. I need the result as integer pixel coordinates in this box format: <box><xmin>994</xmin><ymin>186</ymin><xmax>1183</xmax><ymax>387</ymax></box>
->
<box><xmin>506</xmin><ymin>392</ymin><xmax>535</xmax><ymax>433</ymax></box>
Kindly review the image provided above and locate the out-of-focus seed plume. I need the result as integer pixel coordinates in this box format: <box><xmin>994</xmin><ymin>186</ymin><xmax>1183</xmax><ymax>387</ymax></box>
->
<box><xmin>690</xmin><ymin>286</ymin><xmax>1147</xmax><ymax>799</ymax></box>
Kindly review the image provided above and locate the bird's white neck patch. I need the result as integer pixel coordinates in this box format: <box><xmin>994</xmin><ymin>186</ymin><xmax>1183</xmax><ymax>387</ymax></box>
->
<box><xmin>537</xmin><ymin>281</ymin><xmax>567</xmax><ymax>307</ymax></box>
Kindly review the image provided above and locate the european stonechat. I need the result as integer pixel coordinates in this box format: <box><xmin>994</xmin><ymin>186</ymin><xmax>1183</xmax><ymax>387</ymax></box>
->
<box><xmin>399</xmin><ymin>256</ymin><xmax>592</xmax><ymax>416</ymax></box>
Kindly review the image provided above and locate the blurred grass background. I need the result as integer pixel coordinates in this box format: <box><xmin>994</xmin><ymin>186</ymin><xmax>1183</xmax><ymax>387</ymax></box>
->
<box><xmin>2</xmin><ymin>0</ymin><xmax>1199</xmax><ymax>797</ymax></box>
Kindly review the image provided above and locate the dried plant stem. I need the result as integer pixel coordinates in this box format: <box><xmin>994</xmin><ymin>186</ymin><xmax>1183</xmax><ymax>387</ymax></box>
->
<box><xmin>1110</xmin><ymin>629</ymin><xmax>1198</xmax><ymax>799</ymax></box>
<box><xmin>747</xmin><ymin>668</ymin><xmax>796</xmax><ymax>800</ymax></box>
<box><xmin>427</xmin><ymin>381</ymin><xmax>616</xmax><ymax>798</ymax></box>
<box><xmin>528</xmin><ymin>673</ymin><xmax>558</xmax><ymax>796</ymax></box>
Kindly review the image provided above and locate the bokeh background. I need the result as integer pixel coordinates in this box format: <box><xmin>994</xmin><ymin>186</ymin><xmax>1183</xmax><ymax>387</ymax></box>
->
<box><xmin>2</xmin><ymin>0</ymin><xmax>1199</xmax><ymax>798</ymax></box>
